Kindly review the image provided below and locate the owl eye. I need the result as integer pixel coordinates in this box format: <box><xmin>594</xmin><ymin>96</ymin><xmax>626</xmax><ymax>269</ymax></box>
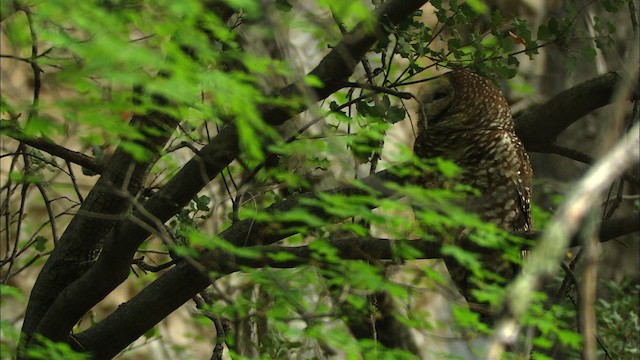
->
<box><xmin>432</xmin><ymin>90</ymin><xmax>448</xmax><ymax>100</ymax></box>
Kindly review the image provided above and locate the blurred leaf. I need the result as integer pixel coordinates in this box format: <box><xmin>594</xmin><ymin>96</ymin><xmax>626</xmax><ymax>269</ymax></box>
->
<box><xmin>435</xmin><ymin>157</ymin><xmax>462</xmax><ymax>178</ymax></box>
<box><xmin>0</xmin><ymin>285</ymin><xmax>25</xmax><ymax>303</ymax></box>
<box><xmin>267</xmin><ymin>251</ymin><xmax>298</xmax><ymax>262</ymax></box>
<box><xmin>34</xmin><ymin>236</ymin><xmax>48</xmax><ymax>252</ymax></box>
<box><xmin>557</xmin><ymin>329</ymin><xmax>582</xmax><ymax>349</ymax></box>
<box><xmin>582</xmin><ymin>45</ymin><xmax>597</xmax><ymax>62</ymax></box>
<box><xmin>304</xmin><ymin>75</ymin><xmax>324</xmax><ymax>88</ymax></box>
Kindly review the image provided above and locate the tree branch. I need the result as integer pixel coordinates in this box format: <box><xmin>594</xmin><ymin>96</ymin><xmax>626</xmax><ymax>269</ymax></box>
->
<box><xmin>36</xmin><ymin>0</ymin><xmax>428</xmax><ymax>353</ymax></box>
<box><xmin>526</xmin><ymin>142</ymin><xmax>640</xmax><ymax>186</ymax></box>
<box><xmin>71</xmin><ymin>165</ymin><xmax>404</xmax><ymax>358</ymax></box>
<box><xmin>184</xmin><ymin>212</ymin><xmax>640</xmax><ymax>271</ymax></box>
<box><xmin>0</xmin><ymin>121</ymin><xmax>105</xmax><ymax>174</ymax></box>
<box><xmin>515</xmin><ymin>71</ymin><xmax>639</xmax><ymax>145</ymax></box>
<box><xmin>74</xmin><ymin>206</ymin><xmax>638</xmax><ymax>358</ymax></box>
<box><xmin>69</xmin><ymin>66</ymin><xmax>640</xmax><ymax>356</ymax></box>
<box><xmin>21</xmin><ymin>2</ymin><xmax>240</xmax><ymax>347</ymax></box>
<box><xmin>22</xmin><ymin>112</ymin><xmax>180</xmax><ymax>344</ymax></box>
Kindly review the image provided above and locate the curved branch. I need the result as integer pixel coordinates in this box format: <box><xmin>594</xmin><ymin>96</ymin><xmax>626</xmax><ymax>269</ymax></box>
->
<box><xmin>71</xmin><ymin>165</ymin><xmax>403</xmax><ymax>358</ymax></box>
<box><xmin>515</xmin><ymin>71</ymin><xmax>639</xmax><ymax>146</ymax></box>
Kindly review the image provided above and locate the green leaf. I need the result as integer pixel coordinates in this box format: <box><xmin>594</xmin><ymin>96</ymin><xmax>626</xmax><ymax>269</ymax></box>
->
<box><xmin>435</xmin><ymin>157</ymin><xmax>462</xmax><ymax>178</ymax></box>
<box><xmin>601</xmin><ymin>0</ymin><xmax>620</xmax><ymax>13</ymax></box>
<box><xmin>223</xmin><ymin>0</ymin><xmax>261</xmax><ymax>18</ymax></box>
<box><xmin>557</xmin><ymin>329</ymin><xmax>582</xmax><ymax>349</ymax></box>
<box><xmin>119</xmin><ymin>141</ymin><xmax>152</xmax><ymax>162</ymax></box>
<box><xmin>441</xmin><ymin>244</ymin><xmax>481</xmax><ymax>274</ymax></box>
<box><xmin>194</xmin><ymin>195</ymin><xmax>211</xmax><ymax>211</ymax></box>
<box><xmin>548</xmin><ymin>16</ymin><xmax>559</xmax><ymax>36</ymax></box>
<box><xmin>0</xmin><ymin>285</ymin><xmax>25</xmax><ymax>303</ymax></box>
<box><xmin>275</xmin><ymin>207</ymin><xmax>326</xmax><ymax>228</ymax></box>
<box><xmin>531</xmin><ymin>353</ymin><xmax>554</xmax><ymax>360</ymax></box>
<box><xmin>144</xmin><ymin>327</ymin><xmax>159</xmax><ymax>339</ymax></box>
<box><xmin>532</xmin><ymin>336</ymin><xmax>553</xmax><ymax>349</ymax></box>
<box><xmin>26</xmin><ymin>334</ymin><xmax>90</xmax><ymax>360</ymax></box>
<box><xmin>267</xmin><ymin>251</ymin><xmax>298</xmax><ymax>262</ymax></box>
<box><xmin>537</xmin><ymin>24</ymin><xmax>549</xmax><ymax>41</ymax></box>
<box><xmin>172</xmin><ymin>245</ymin><xmax>199</xmax><ymax>258</ymax></box>
<box><xmin>582</xmin><ymin>45</ymin><xmax>597</xmax><ymax>62</ymax></box>
<box><xmin>422</xmin><ymin>264</ymin><xmax>447</xmax><ymax>285</ymax></box>
<box><xmin>274</xmin><ymin>0</ymin><xmax>292</xmax><ymax>12</ymax></box>
<box><xmin>451</xmin><ymin>305</ymin><xmax>489</xmax><ymax>332</ymax></box>
<box><xmin>304</xmin><ymin>74</ymin><xmax>324</xmax><ymax>88</ymax></box>
<box><xmin>34</xmin><ymin>236</ymin><xmax>48</xmax><ymax>252</ymax></box>
<box><xmin>392</xmin><ymin>241</ymin><xmax>422</xmax><ymax>260</ymax></box>
<box><xmin>329</xmin><ymin>100</ymin><xmax>343</xmax><ymax>113</ymax></box>
<box><xmin>465</xmin><ymin>0</ymin><xmax>487</xmax><ymax>14</ymax></box>
<box><xmin>386</xmin><ymin>105</ymin><xmax>406</xmax><ymax>124</ymax></box>
<box><xmin>309</xmin><ymin>239</ymin><xmax>340</xmax><ymax>262</ymax></box>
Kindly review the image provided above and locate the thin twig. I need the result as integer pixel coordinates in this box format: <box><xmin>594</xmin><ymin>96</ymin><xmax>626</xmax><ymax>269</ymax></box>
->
<box><xmin>342</xmin><ymin>82</ymin><xmax>413</xmax><ymax>99</ymax></box>
<box><xmin>2</xmin><ymin>145</ymin><xmax>31</xmax><ymax>283</ymax></box>
<box><xmin>132</xmin><ymin>257</ymin><xmax>178</xmax><ymax>272</ymax></box>
<box><xmin>66</xmin><ymin>160</ymin><xmax>85</xmax><ymax>203</ymax></box>
<box><xmin>527</xmin><ymin>142</ymin><xmax>640</xmax><ymax>186</ymax></box>
<box><xmin>580</xmin><ymin>211</ymin><xmax>599</xmax><ymax>360</ymax></box>
<box><xmin>24</xmin><ymin>8</ymin><xmax>41</xmax><ymax>123</ymax></box>
<box><xmin>1</xmin><ymin>121</ymin><xmax>105</xmax><ymax>174</ymax></box>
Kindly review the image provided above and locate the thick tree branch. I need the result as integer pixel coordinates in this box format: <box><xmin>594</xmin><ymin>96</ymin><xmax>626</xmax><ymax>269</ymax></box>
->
<box><xmin>74</xmin><ymin>206</ymin><xmax>638</xmax><ymax>358</ymax></box>
<box><xmin>515</xmin><ymin>71</ymin><xmax>639</xmax><ymax>145</ymax></box>
<box><xmin>71</xmin><ymin>167</ymin><xmax>403</xmax><ymax>358</ymax></box>
<box><xmin>37</xmin><ymin>0</ymin><xmax>428</xmax><ymax>352</ymax></box>
<box><xmin>181</xmin><ymin>212</ymin><xmax>640</xmax><ymax>271</ymax></box>
<box><xmin>70</xmin><ymin>67</ymin><xmax>640</xmax><ymax>356</ymax></box>
<box><xmin>21</xmin><ymin>112</ymin><xmax>180</xmax><ymax>344</ymax></box>
<box><xmin>22</xmin><ymin>2</ymin><xmax>240</xmax><ymax>346</ymax></box>
<box><xmin>523</xmin><ymin>143</ymin><xmax>640</xmax><ymax>185</ymax></box>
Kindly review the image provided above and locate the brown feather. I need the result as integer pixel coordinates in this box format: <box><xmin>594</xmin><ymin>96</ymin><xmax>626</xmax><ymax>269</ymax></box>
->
<box><xmin>413</xmin><ymin>70</ymin><xmax>533</xmax><ymax>323</ymax></box>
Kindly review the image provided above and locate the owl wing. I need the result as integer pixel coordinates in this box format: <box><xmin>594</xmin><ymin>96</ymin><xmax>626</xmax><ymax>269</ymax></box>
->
<box><xmin>513</xmin><ymin>141</ymin><xmax>533</xmax><ymax>232</ymax></box>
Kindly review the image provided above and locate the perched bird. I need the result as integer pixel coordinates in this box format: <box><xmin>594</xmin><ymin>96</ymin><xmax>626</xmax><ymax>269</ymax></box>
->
<box><xmin>412</xmin><ymin>70</ymin><xmax>533</xmax><ymax>322</ymax></box>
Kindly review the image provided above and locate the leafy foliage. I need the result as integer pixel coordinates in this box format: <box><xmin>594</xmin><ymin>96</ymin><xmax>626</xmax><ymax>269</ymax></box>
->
<box><xmin>0</xmin><ymin>0</ymin><xmax>636</xmax><ymax>359</ymax></box>
<box><xmin>597</xmin><ymin>279</ymin><xmax>640</xmax><ymax>359</ymax></box>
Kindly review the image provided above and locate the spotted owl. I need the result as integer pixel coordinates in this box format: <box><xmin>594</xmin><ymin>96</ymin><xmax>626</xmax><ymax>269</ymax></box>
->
<box><xmin>413</xmin><ymin>70</ymin><xmax>533</xmax><ymax>322</ymax></box>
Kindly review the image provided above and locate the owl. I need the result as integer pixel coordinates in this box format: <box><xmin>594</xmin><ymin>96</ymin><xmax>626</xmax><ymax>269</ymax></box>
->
<box><xmin>412</xmin><ymin>70</ymin><xmax>533</xmax><ymax>322</ymax></box>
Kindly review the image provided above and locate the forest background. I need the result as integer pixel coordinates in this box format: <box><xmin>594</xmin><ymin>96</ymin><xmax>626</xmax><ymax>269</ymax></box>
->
<box><xmin>1</xmin><ymin>0</ymin><xmax>638</xmax><ymax>359</ymax></box>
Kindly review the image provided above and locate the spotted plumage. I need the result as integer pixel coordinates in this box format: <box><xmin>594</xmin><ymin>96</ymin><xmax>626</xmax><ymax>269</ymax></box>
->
<box><xmin>413</xmin><ymin>70</ymin><xmax>533</xmax><ymax>321</ymax></box>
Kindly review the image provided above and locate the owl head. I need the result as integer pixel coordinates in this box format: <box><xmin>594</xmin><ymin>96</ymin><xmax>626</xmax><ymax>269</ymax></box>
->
<box><xmin>417</xmin><ymin>70</ymin><xmax>513</xmax><ymax>132</ymax></box>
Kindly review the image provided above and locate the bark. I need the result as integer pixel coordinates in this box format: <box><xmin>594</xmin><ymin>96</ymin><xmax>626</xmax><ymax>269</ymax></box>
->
<box><xmin>18</xmin><ymin>2</ymin><xmax>640</xmax><ymax>357</ymax></box>
<box><xmin>21</xmin><ymin>113</ymin><xmax>179</xmax><ymax>343</ymax></box>
<box><xmin>23</xmin><ymin>0</ymin><xmax>429</xmax><ymax>355</ymax></box>
<box><xmin>70</xmin><ymin>68</ymin><xmax>638</xmax><ymax>357</ymax></box>
<box><xmin>515</xmin><ymin>71</ymin><xmax>638</xmax><ymax>145</ymax></box>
